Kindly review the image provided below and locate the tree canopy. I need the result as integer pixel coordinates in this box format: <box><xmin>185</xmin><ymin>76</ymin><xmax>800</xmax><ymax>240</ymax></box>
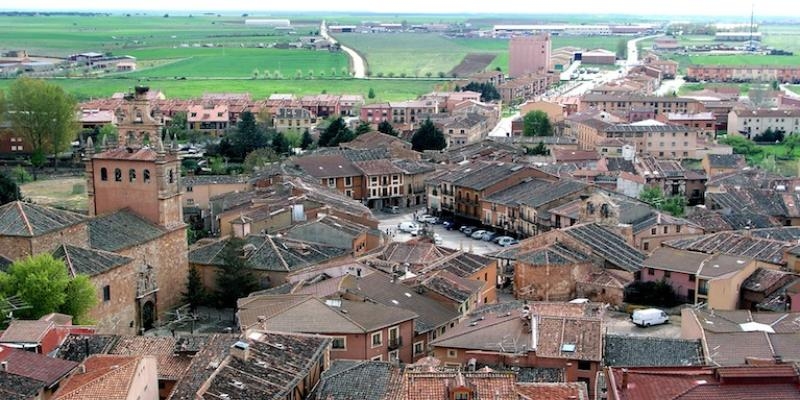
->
<box><xmin>0</xmin><ymin>254</ymin><xmax>96</xmax><ymax>323</ymax></box>
<box><xmin>355</xmin><ymin>121</ymin><xmax>372</xmax><ymax>136</ymax></box>
<box><xmin>243</xmin><ymin>147</ymin><xmax>279</xmax><ymax>173</ymax></box>
<box><xmin>411</xmin><ymin>118</ymin><xmax>447</xmax><ymax>151</ymax></box>
<box><xmin>215</xmin><ymin>238</ymin><xmax>260</xmax><ymax>308</ymax></box>
<box><xmin>318</xmin><ymin>117</ymin><xmax>354</xmax><ymax>147</ymax></box>
<box><xmin>522</xmin><ymin>110</ymin><xmax>553</xmax><ymax>137</ymax></box>
<box><xmin>639</xmin><ymin>186</ymin><xmax>687</xmax><ymax>217</ymax></box>
<box><xmin>217</xmin><ymin>111</ymin><xmax>269</xmax><ymax>161</ymax></box>
<box><xmin>8</xmin><ymin>78</ymin><xmax>78</xmax><ymax>173</ymax></box>
<box><xmin>181</xmin><ymin>267</ymin><xmax>206</xmax><ymax>312</ymax></box>
<box><xmin>377</xmin><ymin>120</ymin><xmax>397</xmax><ymax>137</ymax></box>
<box><xmin>300</xmin><ymin>129</ymin><xmax>314</xmax><ymax>150</ymax></box>
<box><xmin>271</xmin><ymin>132</ymin><xmax>290</xmax><ymax>155</ymax></box>
<box><xmin>463</xmin><ymin>82</ymin><xmax>501</xmax><ymax>102</ymax></box>
<box><xmin>0</xmin><ymin>173</ymin><xmax>21</xmax><ymax>205</ymax></box>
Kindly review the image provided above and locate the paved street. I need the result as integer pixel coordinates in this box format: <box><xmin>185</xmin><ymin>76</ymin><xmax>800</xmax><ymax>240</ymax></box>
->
<box><xmin>375</xmin><ymin>208</ymin><xmax>502</xmax><ymax>255</ymax></box>
<box><xmin>604</xmin><ymin>310</ymin><xmax>682</xmax><ymax>339</ymax></box>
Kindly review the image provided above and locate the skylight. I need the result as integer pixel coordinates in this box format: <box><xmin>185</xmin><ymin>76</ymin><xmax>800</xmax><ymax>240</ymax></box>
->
<box><xmin>561</xmin><ymin>344</ymin><xmax>576</xmax><ymax>352</ymax></box>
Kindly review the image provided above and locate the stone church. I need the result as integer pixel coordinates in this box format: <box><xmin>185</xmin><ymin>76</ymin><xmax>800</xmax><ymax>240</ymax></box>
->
<box><xmin>0</xmin><ymin>87</ymin><xmax>188</xmax><ymax>335</ymax></box>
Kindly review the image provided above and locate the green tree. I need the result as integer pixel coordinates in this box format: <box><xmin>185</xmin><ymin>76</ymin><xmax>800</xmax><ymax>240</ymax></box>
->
<box><xmin>522</xmin><ymin>110</ymin><xmax>553</xmax><ymax>137</ymax></box>
<box><xmin>0</xmin><ymin>172</ymin><xmax>21</xmax><ymax>205</ymax></box>
<box><xmin>60</xmin><ymin>275</ymin><xmax>97</xmax><ymax>325</ymax></box>
<box><xmin>215</xmin><ymin>238</ymin><xmax>260</xmax><ymax>308</ymax></box>
<box><xmin>237</xmin><ymin>111</ymin><xmax>258</xmax><ymax>136</ymax></box>
<box><xmin>783</xmin><ymin>134</ymin><xmax>800</xmax><ymax>156</ymax></box>
<box><xmin>772</xmin><ymin>80</ymin><xmax>780</xmax><ymax>91</ymax></box>
<box><xmin>300</xmin><ymin>129</ymin><xmax>314</xmax><ymax>150</ymax></box>
<box><xmin>181</xmin><ymin>267</ymin><xmax>206</xmax><ymax>312</ymax></box>
<box><xmin>377</xmin><ymin>120</ymin><xmax>397</xmax><ymax>136</ymax></box>
<box><xmin>271</xmin><ymin>132</ymin><xmax>290</xmax><ymax>155</ymax></box>
<box><xmin>97</xmin><ymin>124</ymin><xmax>118</xmax><ymax>147</ymax></box>
<box><xmin>318</xmin><ymin>117</ymin><xmax>353</xmax><ymax>147</ymax></box>
<box><xmin>639</xmin><ymin>186</ymin><xmax>666</xmax><ymax>209</ymax></box>
<box><xmin>355</xmin><ymin>121</ymin><xmax>372</xmax><ymax>136</ymax></box>
<box><xmin>411</xmin><ymin>118</ymin><xmax>447</xmax><ymax>151</ymax></box>
<box><xmin>8</xmin><ymin>78</ymin><xmax>78</xmax><ymax>176</ymax></box>
<box><xmin>367</xmin><ymin>88</ymin><xmax>375</xmax><ymax>99</ymax></box>
<box><xmin>243</xmin><ymin>147</ymin><xmax>279</xmax><ymax>172</ymax></box>
<box><xmin>166</xmin><ymin>111</ymin><xmax>187</xmax><ymax>141</ymax></box>
<box><xmin>616</xmin><ymin>38</ymin><xmax>628</xmax><ymax>59</ymax></box>
<box><xmin>526</xmin><ymin>142</ymin><xmax>551</xmax><ymax>156</ymax></box>
<box><xmin>0</xmin><ymin>254</ymin><xmax>95</xmax><ymax>322</ymax></box>
<box><xmin>463</xmin><ymin>82</ymin><xmax>500</xmax><ymax>102</ymax></box>
<box><xmin>639</xmin><ymin>186</ymin><xmax>685</xmax><ymax>217</ymax></box>
<box><xmin>720</xmin><ymin>135</ymin><xmax>762</xmax><ymax>156</ymax></box>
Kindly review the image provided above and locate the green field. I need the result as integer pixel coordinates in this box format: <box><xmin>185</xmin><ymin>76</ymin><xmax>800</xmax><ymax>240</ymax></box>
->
<box><xmin>0</xmin><ymin>77</ymin><xmax>441</xmax><ymax>102</ymax></box>
<box><xmin>336</xmin><ymin>33</ymin><xmax>629</xmax><ymax>76</ymax></box>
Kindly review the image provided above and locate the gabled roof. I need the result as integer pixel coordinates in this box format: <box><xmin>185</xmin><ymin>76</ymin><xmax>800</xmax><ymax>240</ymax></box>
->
<box><xmin>0</xmin><ymin>320</ymin><xmax>53</xmax><ymax>344</ymax></box>
<box><xmin>644</xmin><ymin>247</ymin><xmax>754</xmax><ymax>278</ymax></box>
<box><xmin>88</xmin><ymin>210</ymin><xmax>166</xmax><ymax>252</ymax></box>
<box><xmin>294</xmin><ymin>154</ymin><xmax>360</xmax><ymax>179</ymax></box>
<box><xmin>453</xmin><ymin>163</ymin><xmax>529</xmax><ymax>191</ymax></box>
<box><xmin>564</xmin><ymin>223</ymin><xmax>646</xmax><ymax>272</ymax></box>
<box><xmin>604</xmin><ymin>335</ymin><xmax>704</xmax><ymax>367</ymax></box>
<box><xmin>0</xmin><ymin>370</ymin><xmax>47</xmax><ymax>400</ymax></box>
<box><xmin>0</xmin><ymin>201</ymin><xmax>86</xmax><ymax>237</ymax></box>
<box><xmin>56</xmin><ymin>334</ymin><xmax>120</xmax><ymax>363</ymax></box>
<box><xmin>167</xmin><ymin>334</ymin><xmax>239</xmax><ymax>400</ymax></box>
<box><xmin>189</xmin><ymin>234</ymin><xmax>349</xmax><ymax>272</ymax></box>
<box><xmin>53</xmin><ymin>355</ymin><xmax>140</xmax><ymax>400</ymax></box>
<box><xmin>354</xmin><ymin>272</ymin><xmax>460</xmax><ymax>334</ymax></box>
<box><xmin>53</xmin><ymin>244</ymin><xmax>133</xmax><ymax>277</ymax></box>
<box><xmin>664</xmin><ymin>231</ymin><xmax>790</xmax><ymax>265</ymax></box>
<box><xmin>237</xmin><ymin>294</ymin><xmax>418</xmax><ymax>334</ymax></box>
<box><xmin>516</xmin><ymin>382</ymin><xmax>588</xmax><ymax>400</ymax></box>
<box><xmin>0</xmin><ymin>346</ymin><xmax>78</xmax><ymax>387</ymax></box>
<box><xmin>315</xmin><ymin>360</ymin><xmax>402</xmax><ymax>400</ymax></box>
<box><xmin>402</xmin><ymin>369</ymin><xmax>517</xmax><ymax>400</ymax></box>
<box><xmin>517</xmin><ymin>242</ymin><xmax>590</xmax><ymax>266</ymax></box>
<box><xmin>109</xmin><ymin>336</ymin><xmax>192</xmax><ymax>381</ymax></box>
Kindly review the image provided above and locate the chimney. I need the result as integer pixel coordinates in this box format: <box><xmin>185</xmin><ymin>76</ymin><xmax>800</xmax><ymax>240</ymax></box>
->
<box><xmin>231</xmin><ymin>215</ymin><xmax>252</xmax><ymax>239</ymax></box>
<box><xmin>0</xmin><ymin>361</ymin><xmax>7</xmax><ymax>371</ymax></box>
<box><xmin>79</xmin><ymin>364</ymin><xmax>86</xmax><ymax>374</ymax></box>
<box><xmin>230</xmin><ymin>341</ymin><xmax>250</xmax><ymax>362</ymax></box>
<box><xmin>621</xmin><ymin>368</ymin><xmax>629</xmax><ymax>389</ymax></box>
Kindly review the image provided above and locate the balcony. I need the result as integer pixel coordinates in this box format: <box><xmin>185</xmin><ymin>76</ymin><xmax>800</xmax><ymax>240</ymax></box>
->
<box><xmin>388</xmin><ymin>337</ymin><xmax>402</xmax><ymax>350</ymax></box>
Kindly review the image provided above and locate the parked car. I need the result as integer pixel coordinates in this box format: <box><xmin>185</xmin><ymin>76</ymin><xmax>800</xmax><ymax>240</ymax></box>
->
<box><xmin>409</xmin><ymin>228</ymin><xmax>419</xmax><ymax>236</ymax></box>
<box><xmin>418</xmin><ymin>215</ymin><xmax>439</xmax><ymax>224</ymax></box>
<box><xmin>443</xmin><ymin>220</ymin><xmax>456</xmax><ymax>230</ymax></box>
<box><xmin>461</xmin><ymin>226</ymin><xmax>477</xmax><ymax>235</ymax></box>
<box><xmin>631</xmin><ymin>308</ymin><xmax>669</xmax><ymax>327</ymax></box>
<box><xmin>471</xmin><ymin>230</ymin><xmax>488</xmax><ymax>239</ymax></box>
<box><xmin>496</xmin><ymin>237</ymin><xmax>518</xmax><ymax>247</ymax></box>
<box><xmin>398</xmin><ymin>221</ymin><xmax>419</xmax><ymax>233</ymax></box>
<box><xmin>481</xmin><ymin>231</ymin><xmax>497</xmax><ymax>241</ymax></box>
<box><xmin>382</xmin><ymin>206</ymin><xmax>400</xmax><ymax>214</ymax></box>
<box><xmin>493</xmin><ymin>235</ymin><xmax>513</xmax><ymax>244</ymax></box>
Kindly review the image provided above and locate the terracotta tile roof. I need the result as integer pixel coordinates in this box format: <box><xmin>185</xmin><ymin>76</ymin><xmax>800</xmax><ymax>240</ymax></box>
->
<box><xmin>0</xmin><ymin>201</ymin><xmax>86</xmax><ymax>237</ymax></box>
<box><xmin>536</xmin><ymin>316</ymin><xmax>603</xmax><ymax>361</ymax></box>
<box><xmin>196</xmin><ymin>331</ymin><xmax>331</xmax><ymax>400</ymax></box>
<box><xmin>604</xmin><ymin>335</ymin><xmax>704</xmax><ymax>367</ymax></box>
<box><xmin>400</xmin><ymin>369</ymin><xmax>517</xmax><ymax>400</ymax></box>
<box><xmin>167</xmin><ymin>334</ymin><xmax>239</xmax><ymax>400</ymax></box>
<box><xmin>56</xmin><ymin>334</ymin><xmax>120</xmax><ymax>362</ymax></box>
<box><xmin>516</xmin><ymin>382</ymin><xmax>588</xmax><ymax>400</ymax></box>
<box><xmin>53</xmin><ymin>355</ymin><xmax>140</xmax><ymax>400</ymax></box>
<box><xmin>295</xmin><ymin>154</ymin><xmax>361</xmax><ymax>178</ymax></box>
<box><xmin>92</xmin><ymin>146</ymin><xmax>159</xmax><ymax>161</ymax></box>
<box><xmin>0</xmin><ymin>345</ymin><xmax>78</xmax><ymax>387</ymax></box>
<box><xmin>237</xmin><ymin>294</ymin><xmax>417</xmax><ymax>334</ymax></box>
<box><xmin>0</xmin><ymin>320</ymin><xmax>53</xmax><ymax>345</ymax></box>
<box><xmin>354</xmin><ymin>159</ymin><xmax>404</xmax><ymax>176</ymax></box>
<box><xmin>109</xmin><ymin>336</ymin><xmax>191</xmax><ymax>380</ymax></box>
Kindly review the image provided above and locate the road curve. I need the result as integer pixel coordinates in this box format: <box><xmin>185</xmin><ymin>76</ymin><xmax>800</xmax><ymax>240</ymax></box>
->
<box><xmin>321</xmin><ymin>21</ymin><xmax>366</xmax><ymax>79</ymax></box>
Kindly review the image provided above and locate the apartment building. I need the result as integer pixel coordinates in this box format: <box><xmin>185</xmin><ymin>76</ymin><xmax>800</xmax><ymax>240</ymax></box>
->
<box><xmin>355</xmin><ymin>159</ymin><xmax>405</xmax><ymax>209</ymax></box>
<box><xmin>497</xmin><ymin>73</ymin><xmax>554</xmax><ymax>104</ymax></box>
<box><xmin>579</xmin><ymin>94</ymin><xmax>700</xmax><ymax>116</ymax></box>
<box><xmin>686</xmin><ymin>65</ymin><xmax>800</xmax><ymax>83</ymax></box>
<box><xmin>727</xmin><ymin>107</ymin><xmax>800</xmax><ymax>136</ymax></box>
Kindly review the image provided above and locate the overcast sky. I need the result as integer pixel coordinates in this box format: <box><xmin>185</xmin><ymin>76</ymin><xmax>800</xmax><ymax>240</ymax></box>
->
<box><xmin>2</xmin><ymin>0</ymin><xmax>796</xmax><ymax>17</ymax></box>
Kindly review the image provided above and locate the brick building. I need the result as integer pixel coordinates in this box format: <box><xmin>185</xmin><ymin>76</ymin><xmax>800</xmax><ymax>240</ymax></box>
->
<box><xmin>509</xmin><ymin>34</ymin><xmax>552</xmax><ymax>78</ymax></box>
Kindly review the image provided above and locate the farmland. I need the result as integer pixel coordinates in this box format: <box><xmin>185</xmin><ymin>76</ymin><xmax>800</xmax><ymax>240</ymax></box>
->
<box><xmin>335</xmin><ymin>33</ymin><xmax>630</xmax><ymax>76</ymax></box>
<box><xmin>0</xmin><ymin>77</ymin><xmax>442</xmax><ymax>102</ymax></box>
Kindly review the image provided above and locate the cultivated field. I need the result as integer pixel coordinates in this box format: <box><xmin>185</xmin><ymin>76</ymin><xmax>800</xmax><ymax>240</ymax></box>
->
<box><xmin>449</xmin><ymin>53</ymin><xmax>497</xmax><ymax>76</ymax></box>
<box><xmin>0</xmin><ymin>77</ymin><xmax>443</xmax><ymax>102</ymax></box>
<box><xmin>21</xmin><ymin>177</ymin><xmax>88</xmax><ymax>213</ymax></box>
<box><xmin>336</xmin><ymin>33</ymin><xmax>629</xmax><ymax>76</ymax></box>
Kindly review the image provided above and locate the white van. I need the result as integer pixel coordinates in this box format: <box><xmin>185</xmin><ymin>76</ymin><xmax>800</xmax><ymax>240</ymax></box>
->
<box><xmin>631</xmin><ymin>308</ymin><xmax>669</xmax><ymax>327</ymax></box>
<box><xmin>398</xmin><ymin>221</ymin><xmax>419</xmax><ymax>233</ymax></box>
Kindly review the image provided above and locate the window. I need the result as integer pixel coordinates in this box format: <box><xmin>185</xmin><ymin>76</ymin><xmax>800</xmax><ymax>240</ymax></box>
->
<box><xmin>651</xmin><ymin>228</ymin><xmax>657</xmax><ymax>235</ymax></box>
<box><xmin>388</xmin><ymin>350</ymin><xmax>399</xmax><ymax>362</ymax></box>
<box><xmin>447</xmin><ymin>349</ymin><xmax>457</xmax><ymax>358</ymax></box>
<box><xmin>168</xmin><ymin>169</ymin><xmax>174</xmax><ymax>184</ymax></box>
<box><xmin>345</xmin><ymin>176</ymin><xmax>352</xmax><ymax>187</ymax></box>
<box><xmin>345</xmin><ymin>189</ymin><xmax>353</xmax><ymax>197</ymax></box>
<box><xmin>676</xmin><ymin>225</ymin><xmax>681</xmax><ymax>233</ymax></box>
<box><xmin>100</xmin><ymin>167</ymin><xmax>108</xmax><ymax>181</ymax></box>
<box><xmin>114</xmin><ymin>168</ymin><xmax>122</xmax><ymax>182</ymax></box>
<box><xmin>663</xmin><ymin>226</ymin><xmax>668</xmax><ymax>234</ymax></box>
<box><xmin>371</xmin><ymin>355</ymin><xmax>383</xmax><ymax>361</ymax></box>
<box><xmin>129</xmin><ymin>169</ymin><xmax>136</xmax><ymax>183</ymax></box>
<box><xmin>331</xmin><ymin>337</ymin><xmax>346</xmax><ymax>350</ymax></box>
<box><xmin>414</xmin><ymin>341</ymin><xmax>424</xmax><ymax>356</ymax></box>
<box><xmin>643</xmin><ymin>242</ymin><xmax>649</xmax><ymax>251</ymax></box>
<box><xmin>578</xmin><ymin>360</ymin><xmax>592</xmax><ymax>370</ymax></box>
<box><xmin>103</xmin><ymin>285</ymin><xmax>111</xmax><ymax>302</ymax></box>
<box><xmin>326</xmin><ymin>178</ymin><xmax>335</xmax><ymax>187</ymax></box>
<box><xmin>143</xmin><ymin>169</ymin><xmax>151</xmax><ymax>183</ymax></box>
<box><xmin>187</xmin><ymin>186</ymin><xmax>193</xmax><ymax>192</ymax></box>
<box><xmin>371</xmin><ymin>332</ymin><xmax>382</xmax><ymax>347</ymax></box>
<box><xmin>648</xmin><ymin>268</ymin><xmax>654</xmax><ymax>275</ymax></box>
<box><xmin>689</xmin><ymin>275</ymin><xmax>696</xmax><ymax>282</ymax></box>
<box><xmin>664</xmin><ymin>270</ymin><xmax>671</xmax><ymax>278</ymax></box>
<box><xmin>454</xmin><ymin>392</ymin><xmax>470</xmax><ymax>400</ymax></box>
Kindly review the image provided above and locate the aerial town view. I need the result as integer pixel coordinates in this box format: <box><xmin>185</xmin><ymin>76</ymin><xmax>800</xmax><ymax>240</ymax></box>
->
<box><xmin>1</xmin><ymin>0</ymin><xmax>800</xmax><ymax>398</ymax></box>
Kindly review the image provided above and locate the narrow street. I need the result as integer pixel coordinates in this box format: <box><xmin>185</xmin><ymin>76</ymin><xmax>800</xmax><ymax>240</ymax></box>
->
<box><xmin>321</xmin><ymin>21</ymin><xmax>366</xmax><ymax>78</ymax></box>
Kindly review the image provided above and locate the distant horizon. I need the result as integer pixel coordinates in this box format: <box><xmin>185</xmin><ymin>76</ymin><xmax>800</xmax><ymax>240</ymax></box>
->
<box><xmin>2</xmin><ymin>0</ymin><xmax>799</xmax><ymax>19</ymax></box>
